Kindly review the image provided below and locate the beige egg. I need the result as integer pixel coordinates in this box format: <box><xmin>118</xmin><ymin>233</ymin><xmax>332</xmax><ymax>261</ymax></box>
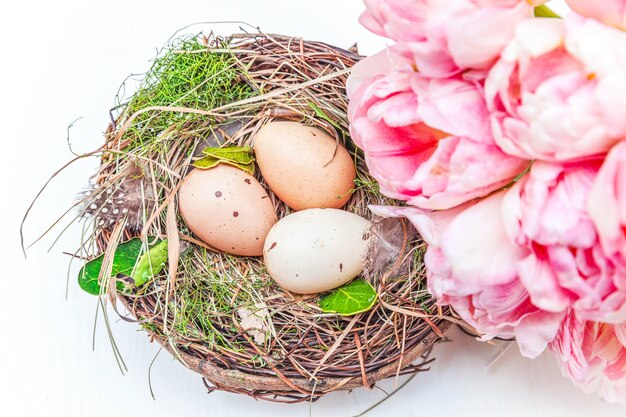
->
<box><xmin>254</xmin><ymin>121</ymin><xmax>356</xmax><ymax>211</ymax></box>
<box><xmin>178</xmin><ymin>165</ymin><xmax>277</xmax><ymax>256</ymax></box>
<box><xmin>263</xmin><ymin>209</ymin><xmax>371</xmax><ymax>294</ymax></box>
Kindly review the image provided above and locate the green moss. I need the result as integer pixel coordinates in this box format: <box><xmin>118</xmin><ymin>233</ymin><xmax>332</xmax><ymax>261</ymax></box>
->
<box><xmin>169</xmin><ymin>250</ymin><xmax>272</xmax><ymax>351</ymax></box>
<box><xmin>118</xmin><ymin>36</ymin><xmax>254</xmax><ymax>150</ymax></box>
<box><xmin>140</xmin><ymin>320</ymin><xmax>162</xmax><ymax>335</ymax></box>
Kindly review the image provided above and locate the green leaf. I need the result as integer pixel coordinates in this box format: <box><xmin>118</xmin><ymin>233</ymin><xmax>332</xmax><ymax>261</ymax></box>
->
<box><xmin>78</xmin><ymin>237</ymin><xmax>166</xmax><ymax>295</ymax></box>
<box><xmin>308</xmin><ymin>102</ymin><xmax>341</xmax><ymax>129</ymax></box>
<box><xmin>193</xmin><ymin>156</ymin><xmax>255</xmax><ymax>174</ymax></box>
<box><xmin>194</xmin><ymin>145</ymin><xmax>256</xmax><ymax>174</ymax></box>
<box><xmin>319</xmin><ymin>279</ymin><xmax>378</xmax><ymax>316</ymax></box>
<box><xmin>202</xmin><ymin>145</ymin><xmax>254</xmax><ymax>164</ymax></box>
<box><xmin>131</xmin><ymin>239</ymin><xmax>169</xmax><ymax>287</ymax></box>
<box><xmin>534</xmin><ymin>5</ymin><xmax>560</xmax><ymax>18</ymax></box>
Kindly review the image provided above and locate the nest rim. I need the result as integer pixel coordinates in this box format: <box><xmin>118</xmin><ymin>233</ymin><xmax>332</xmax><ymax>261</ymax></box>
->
<box><xmin>128</xmin><ymin>295</ymin><xmax>449</xmax><ymax>403</ymax></box>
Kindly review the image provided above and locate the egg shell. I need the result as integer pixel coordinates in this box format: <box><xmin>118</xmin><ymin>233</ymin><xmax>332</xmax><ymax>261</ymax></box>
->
<box><xmin>254</xmin><ymin>121</ymin><xmax>356</xmax><ymax>211</ymax></box>
<box><xmin>263</xmin><ymin>208</ymin><xmax>371</xmax><ymax>294</ymax></box>
<box><xmin>179</xmin><ymin>165</ymin><xmax>277</xmax><ymax>256</ymax></box>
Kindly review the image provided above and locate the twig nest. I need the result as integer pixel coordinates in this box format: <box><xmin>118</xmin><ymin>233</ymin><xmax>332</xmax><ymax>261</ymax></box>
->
<box><xmin>81</xmin><ymin>32</ymin><xmax>450</xmax><ymax>402</ymax></box>
<box><xmin>179</xmin><ymin>166</ymin><xmax>277</xmax><ymax>256</ymax></box>
<box><xmin>254</xmin><ymin>121</ymin><xmax>356</xmax><ymax>211</ymax></box>
<box><xmin>263</xmin><ymin>208</ymin><xmax>371</xmax><ymax>294</ymax></box>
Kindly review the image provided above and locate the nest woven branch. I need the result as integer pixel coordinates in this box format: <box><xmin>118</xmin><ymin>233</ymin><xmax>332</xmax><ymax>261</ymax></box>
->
<box><xmin>74</xmin><ymin>31</ymin><xmax>452</xmax><ymax>403</ymax></box>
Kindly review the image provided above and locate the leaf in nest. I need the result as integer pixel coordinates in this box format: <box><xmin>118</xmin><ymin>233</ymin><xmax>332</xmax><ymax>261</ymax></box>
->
<box><xmin>318</xmin><ymin>279</ymin><xmax>378</xmax><ymax>316</ymax></box>
<box><xmin>193</xmin><ymin>156</ymin><xmax>255</xmax><ymax>174</ymax></box>
<box><xmin>78</xmin><ymin>237</ymin><xmax>166</xmax><ymax>295</ymax></box>
<box><xmin>202</xmin><ymin>145</ymin><xmax>254</xmax><ymax>164</ymax></box>
<box><xmin>131</xmin><ymin>239</ymin><xmax>169</xmax><ymax>287</ymax></box>
<box><xmin>194</xmin><ymin>145</ymin><xmax>256</xmax><ymax>174</ymax></box>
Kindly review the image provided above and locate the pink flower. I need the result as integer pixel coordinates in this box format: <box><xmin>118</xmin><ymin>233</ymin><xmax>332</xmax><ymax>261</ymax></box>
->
<box><xmin>550</xmin><ymin>311</ymin><xmax>626</xmax><ymax>402</ymax></box>
<box><xmin>346</xmin><ymin>49</ymin><xmax>411</xmax><ymax>99</ymax></box>
<box><xmin>371</xmin><ymin>192</ymin><xmax>564</xmax><ymax>358</ymax></box>
<box><xmin>503</xmin><ymin>161</ymin><xmax>626</xmax><ymax>323</ymax></box>
<box><xmin>486</xmin><ymin>17</ymin><xmax>626</xmax><ymax>162</ymax></box>
<box><xmin>566</xmin><ymin>0</ymin><xmax>626</xmax><ymax>30</ymax></box>
<box><xmin>359</xmin><ymin>0</ymin><xmax>539</xmax><ymax>77</ymax></box>
<box><xmin>359</xmin><ymin>0</ymin><xmax>429</xmax><ymax>42</ymax></box>
<box><xmin>348</xmin><ymin>71</ymin><xmax>441</xmax><ymax>203</ymax></box>
<box><xmin>348</xmin><ymin>68</ymin><xmax>528</xmax><ymax>210</ymax></box>
<box><xmin>589</xmin><ymin>142</ymin><xmax>626</xmax><ymax>264</ymax></box>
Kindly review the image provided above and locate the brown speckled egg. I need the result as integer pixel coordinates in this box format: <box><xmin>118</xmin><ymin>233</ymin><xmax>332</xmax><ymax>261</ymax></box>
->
<box><xmin>254</xmin><ymin>121</ymin><xmax>356</xmax><ymax>211</ymax></box>
<box><xmin>178</xmin><ymin>165</ymin><xmax>277</xmax><ymax>256</ymax></box>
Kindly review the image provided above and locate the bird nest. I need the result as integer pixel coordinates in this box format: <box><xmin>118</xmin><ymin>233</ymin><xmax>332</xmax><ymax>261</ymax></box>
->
<box><xmin>72</xmin><ymin>31</ymin><xmax>451</xmax><ymax>403</ymax></box>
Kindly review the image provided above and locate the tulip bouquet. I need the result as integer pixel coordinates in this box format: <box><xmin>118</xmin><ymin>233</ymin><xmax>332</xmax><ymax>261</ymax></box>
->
<box><xmin>348</xmin><ymin>0</ymin><xmax>626</xmax><ymax>402</ymax></box>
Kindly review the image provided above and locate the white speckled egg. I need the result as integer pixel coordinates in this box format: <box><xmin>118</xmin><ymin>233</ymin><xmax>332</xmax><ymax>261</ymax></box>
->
<box><xmin>179</xmin><ymin>165</ymin><xmax>277</xmax><ymax>256</ymax></box>
<box><xmin>263</xmin><ymin>208</ymin><xmax>371</xmax><ymax>294</ymax></box>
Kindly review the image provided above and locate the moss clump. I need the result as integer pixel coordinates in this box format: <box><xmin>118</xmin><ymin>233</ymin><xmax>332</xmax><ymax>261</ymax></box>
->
<box><xmin>117</xmin><ymin>35</ymin><xmax>254</xmax><ymax>149</ymax></box>
<box><xmin>171</xmin><ymin>250</ymin><xmax>273</xmax><ymax>351</ymax></box>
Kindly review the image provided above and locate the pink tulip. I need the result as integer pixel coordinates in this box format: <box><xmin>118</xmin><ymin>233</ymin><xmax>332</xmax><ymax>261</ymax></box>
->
<box><xmin>371</xmin><ymin>192</ymin><xmax>564</xmax><ymax>358</ymax></box>
<box><xmin>550</xmin><ymin>312</ymin><xmax>626</xmax><ymax>402</ymax></box>
<box><xmin>566</xmin><ymin>0</ymin><xmax>626</xmax><ymax>29</ymax></box>
<box><xmin>589</xmin><ymin>142</ymin><xmax>626</xmax><ymax>264</ymax></box>
<box><xmin>503</xmin><ymin>161</ymin><xmax>626</xmax><ymax>323</ymax></box>
<box><xmin>348</xmin><ymin>69</ymin><xmax>528</xmax><ymax>210</ymax></box>
<box><xmin>359</xmin><ymin>0</ymin><xmax>538</xmax><ymax>77</ymax></box>
<box><xmin>486</xmin><ymin>17</ymin><xmax>626</xmax><ymax>162</ymax></box>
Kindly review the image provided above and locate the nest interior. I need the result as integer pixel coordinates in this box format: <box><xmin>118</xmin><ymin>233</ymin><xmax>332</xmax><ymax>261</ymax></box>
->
<box><xmin>81</xmin><ymin>32</ymin><xmax>451</xmax><ymax>403</ymax></box>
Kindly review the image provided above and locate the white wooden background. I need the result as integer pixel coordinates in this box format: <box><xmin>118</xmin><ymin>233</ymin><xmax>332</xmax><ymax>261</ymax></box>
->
<box><xmin>3</xmin><ymin>1</ymin><xmax>626</xmax><ymax>416</ymax></box>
